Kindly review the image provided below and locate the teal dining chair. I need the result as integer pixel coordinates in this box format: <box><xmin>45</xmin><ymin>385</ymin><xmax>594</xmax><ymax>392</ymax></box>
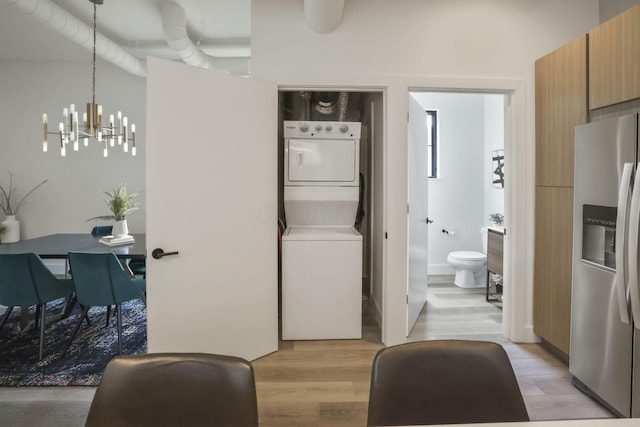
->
<box><xmin>90</xmin><ymin>226</ymin><xmax>113</xmax><ymax>237</ymax></box>
<box><xmin>63</xmin><ymin>251</ymin><xmax>146</xmax><ymax>356</ymax></box>
<box><xmin>0</xmin><ymin>253</ymin><xmax>74</xmax><ymax>361</ymax></box>
<box><xmin>68</xmin><ymin>226</ymin><xmax>114</xmax><ymax>277</ymax></box>
<box><xmin>90</xmin><ymin>225</ymin><xmax>144</xmax><ymax>323</ymax></box>
<box><xmin>127</xmin><ymin>258</ymin><xmax>146</xmax><ymax>278</ymax></box>
<box><xmin>90</xmin><ymin>225</ymin><xmax>146</xmax><ymax>278</ymax></box>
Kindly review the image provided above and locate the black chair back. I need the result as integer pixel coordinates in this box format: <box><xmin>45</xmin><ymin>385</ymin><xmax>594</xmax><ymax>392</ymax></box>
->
<box><xmin>85</xmin><ymin>353</ymin><xmax>259</xmax><ymax>427</ymax></box>
<box><xmin>367</xmin><ymin>340</ymin><xmax>529</xmax><ymax>426</ymax></box>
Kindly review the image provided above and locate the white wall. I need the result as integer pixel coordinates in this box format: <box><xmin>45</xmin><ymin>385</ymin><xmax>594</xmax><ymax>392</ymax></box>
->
<box><xmin>600</xmin><ymin>0</ymin><xmax>640</xmax><ymax>21</ymax></box>
<box><xmin>252</xmin><ymin>0</ymin><xmax>599</xmax><ymax>345</ymax></box>
<box><xmin>484</xmin><ymin>95</ymin><xmax>506</xmax><ymax>228</ymax></box>
<box><xmin>0</xmin><ymin>61</ymin><xmax>146</xmax><ymax>239</ymax></box>
<box><xmin>0</xmin><ymin>0</ymin><xmax>600</xmax><ymax>347</ymax></box>
<box><xmin>252</xmin><ymin>0</ymin><xmax>598</xmax><ymax>78</ymax></box>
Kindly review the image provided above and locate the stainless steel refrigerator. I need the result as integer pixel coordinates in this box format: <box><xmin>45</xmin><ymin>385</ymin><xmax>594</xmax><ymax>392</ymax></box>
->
<box><xmin>570</xmin><ymin>112</ymin><xmax>640</xmax><ymax>417</ymax></box>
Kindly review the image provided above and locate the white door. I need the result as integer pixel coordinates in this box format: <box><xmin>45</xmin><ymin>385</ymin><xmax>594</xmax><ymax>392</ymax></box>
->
<box><xmin>407</xmin><ymin>95</ymin><xmax>430</xmax><ymax>335</ymax></box>
<box><xmin>145</xmin><ymin>57</ymin><xmax>278</xmax><ymax>361</ymax></box>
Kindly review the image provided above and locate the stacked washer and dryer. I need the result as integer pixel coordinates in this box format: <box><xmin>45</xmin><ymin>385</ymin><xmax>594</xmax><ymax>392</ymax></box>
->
<box><xmin>281</xmin><ymin>120</ymin><xmax>363</xmax><ymax>340</ymax></box>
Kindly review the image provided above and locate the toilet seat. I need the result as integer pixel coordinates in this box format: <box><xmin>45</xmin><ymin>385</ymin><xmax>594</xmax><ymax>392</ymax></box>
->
<box><xmin>448</xmin><ymin>251</ymin><xmax>486</xmax><ymax>262</ymax></box>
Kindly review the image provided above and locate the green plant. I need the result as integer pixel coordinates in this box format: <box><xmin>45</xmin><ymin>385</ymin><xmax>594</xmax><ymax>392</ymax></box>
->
<box><xmin>88</xmin><ymin>182</ymin><xmax>141</xmax><ymax>222</ymax></box>
<box><xmin>489</xmin><ymin>213</ymin><xmax>504</xmax><ymax>226</ymax></box>
<box><xmin>0</xmin><ymin>172</ymin><xmax>48</xmax><ymax>216</ymax></box>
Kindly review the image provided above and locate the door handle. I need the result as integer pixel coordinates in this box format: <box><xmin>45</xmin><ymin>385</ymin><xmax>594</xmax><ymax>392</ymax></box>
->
<box><xmin>424</xmin><ymin>218</ymin><xmax>434</xmax><ymax>224</ymax></box>
<box><xmin>628</xmin><ymin>163</ymin><xmax>640</xmax><ymax>327</ymax></box>
<box><xmin>152</xmin><ymin>248</ymin><xmax>179</xmax><ymax>259</ymax></box>
<box><xmin>615</xmin><ymin>163</ymin><xmax>633</xmax><ymax>324</ymax></box>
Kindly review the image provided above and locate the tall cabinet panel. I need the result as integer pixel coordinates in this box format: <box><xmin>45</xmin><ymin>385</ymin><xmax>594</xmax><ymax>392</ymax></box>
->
<box><xmin>534</xmin><ymin>187</ymin><xmax>575</xmax><ymax>355</ymax></box>
<box><xmin>534</xmin><ymin>35</ymin><xmax>588</xmax><ymax>357</ymax></box>
<box><xmin>535</xmin><ymin>35</ymin><xmax>588</xmax><ymax>187</ymax></box>
<box><xmin>589</xmin><ymin>5</ymin><xmax>640</xmax><ymax>110</ymax></box>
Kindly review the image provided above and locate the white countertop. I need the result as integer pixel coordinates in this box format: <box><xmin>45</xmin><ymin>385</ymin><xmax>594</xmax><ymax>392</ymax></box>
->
<box><xmin>420</xmin><ymin>419</ymin><xmax>633</xmax><ymax>427</ymax></box>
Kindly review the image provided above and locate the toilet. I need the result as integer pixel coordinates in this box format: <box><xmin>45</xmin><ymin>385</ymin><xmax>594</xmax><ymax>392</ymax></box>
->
<box><xmin>447</xmin><ymin>227</ymin><xmax>488</xmax><ymax>288</ymax></box>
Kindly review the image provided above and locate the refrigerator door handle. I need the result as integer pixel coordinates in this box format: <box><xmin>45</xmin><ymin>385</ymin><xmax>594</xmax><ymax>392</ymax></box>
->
<box><xmin>627</xmin><ymin>163</ymin><xmax>640</xmax><ymax>327</ymax></box>
<box><xmin>615</xmin><ymin>163</ymin><xmax>633</xmax><ymax>324</ymax></box>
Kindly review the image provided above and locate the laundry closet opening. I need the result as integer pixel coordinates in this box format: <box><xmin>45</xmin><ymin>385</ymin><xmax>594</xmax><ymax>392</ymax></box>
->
<box><xmin>277</xmin><ymin>89</ymin><xmax>384</xmax><ymax>343</ymax></box>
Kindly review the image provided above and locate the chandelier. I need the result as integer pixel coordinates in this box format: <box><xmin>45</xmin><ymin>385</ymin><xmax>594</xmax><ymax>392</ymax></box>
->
<box><xmin>42</xmin><ymin>0</ymin><xmax>136</xmax><ymax>157</ymax></box>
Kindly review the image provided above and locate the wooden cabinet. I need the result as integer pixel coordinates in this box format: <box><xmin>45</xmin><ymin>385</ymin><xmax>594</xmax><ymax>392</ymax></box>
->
<box><xmin>486</xmin><ymin>228</ymin><xmax>504</xmax><ymax>303</ymax></box>
<box><xmin>534</xmin><ymin>187</ymin><xmax>574</xmax><ymax>356</ymax></box>
<box><xmin>589</xmin><ymin>5</ymin><xmax>640</xmax><ymax>110</ymax></box>
<box><xmin>534</xmin><ymin>34</ymin><xmax>587</xmax><ymax>357</ymax></box>
<box><xmin>535</xmin><ymin>35</ymin><xmax>588</xmax><ymax>187</ymax></box>
<box><xmin>534</xmin><ymin>4</ymin><xmax>640</xmax><ymax>358</ymax></box>
<box><xmin>487</xmin><ymin>229</ymin><xmax>504</xmax><ymax>276</ymax></box>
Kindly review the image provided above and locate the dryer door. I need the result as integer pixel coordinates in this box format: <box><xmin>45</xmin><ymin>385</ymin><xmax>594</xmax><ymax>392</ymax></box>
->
<box><xmin>286</xmin><ymin>138</ymin><xmax>358</xmax><ymax>185</ymax></box>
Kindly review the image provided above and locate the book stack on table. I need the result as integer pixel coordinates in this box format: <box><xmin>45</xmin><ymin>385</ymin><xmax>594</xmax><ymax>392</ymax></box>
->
<box><xmin>99</xmin><ymin>235</ymin><xmax>135</xmax><ymax>246</ymax></box>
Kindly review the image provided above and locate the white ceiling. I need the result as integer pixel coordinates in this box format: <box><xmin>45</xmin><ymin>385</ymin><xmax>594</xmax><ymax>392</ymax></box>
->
<box><xmin>0</xmin><ymin>0</ymin><xmax>251</xmax><ymax>63</ymax></box>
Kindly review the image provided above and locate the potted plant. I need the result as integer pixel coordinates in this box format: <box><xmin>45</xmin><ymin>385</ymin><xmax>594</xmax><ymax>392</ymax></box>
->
<box><xmin>489</xmin><ymin>213</ymin><xmax>504</xmax><ymax>227</ymax></box>
<box><xmin>88</xmin><ymin>182</ymin><xmax>141</xmax><ymax>238</ymax></box>
<box><xmin>0</xmin><ymin>172</ymin><xmax>48</xmax><ymax>243</ymax></box>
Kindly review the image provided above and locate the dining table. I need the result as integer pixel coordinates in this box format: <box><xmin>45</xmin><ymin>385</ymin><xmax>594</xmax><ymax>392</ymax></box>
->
<box><xmin>0</xmin><ymin>233</ymin><xmax>146</xmax><ymax>259</ymax></box>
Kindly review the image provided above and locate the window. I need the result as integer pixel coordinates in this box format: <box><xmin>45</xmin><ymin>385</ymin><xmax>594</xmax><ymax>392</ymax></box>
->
<box><xmin>426</xmin><ymin>110</ymin><xmax>438</xmax><ymax>178</ymax></box>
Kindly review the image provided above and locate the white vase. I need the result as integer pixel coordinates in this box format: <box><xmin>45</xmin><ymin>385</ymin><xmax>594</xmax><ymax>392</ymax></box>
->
<box><xmin>1</xmin><ymin>215</ymin><xmax>20</xmax><ymax>243</ymax></box>
<box><xmin>112</xmin><ymin>219</ymin><xmax>129</xmax><ymax>238</ymax></box>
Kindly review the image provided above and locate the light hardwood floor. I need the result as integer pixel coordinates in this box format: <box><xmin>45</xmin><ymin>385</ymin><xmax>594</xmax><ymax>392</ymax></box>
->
<box><xmin>0</xmin><ymin>275</ymin><xmax>615</xmax><ymax>426</ymax></box>
<box><xmin>410</xmin><ymin>276</ymin><xmax>614</xmax><ymax>422</ymax></box>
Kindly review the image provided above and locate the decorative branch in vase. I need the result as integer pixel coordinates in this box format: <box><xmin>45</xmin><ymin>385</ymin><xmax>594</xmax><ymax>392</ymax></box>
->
<box><xmin>88</xmin><ymin>182</ymin><xmax>141</xmax><ymax>239</ymax></box>
<box><xmin>0</xmin><ymin>172</ymin><xmax>48</xmax><ymax>243</ymax></box>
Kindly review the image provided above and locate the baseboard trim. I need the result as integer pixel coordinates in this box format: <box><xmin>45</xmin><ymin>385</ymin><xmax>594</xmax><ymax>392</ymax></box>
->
<box><xmin>428</xmin><ymin>264</ymin><xmax>455</xmax><ymax>275</ymax></box>
<box><xmin>522</xmin><ymin>324</ymin><xmax>540</xmax><ymax>343</ymax></box>
<box><xmin>539</xmin><ymin>338</ymin><xmax>569</xmax><ymax>364</ymax></box>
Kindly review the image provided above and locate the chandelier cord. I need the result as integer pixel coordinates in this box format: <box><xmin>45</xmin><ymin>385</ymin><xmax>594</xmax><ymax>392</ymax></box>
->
<box><xmin>92</xmin><ymin>1</ymin><xmax>97</xmax><ymax>106</ymax></box>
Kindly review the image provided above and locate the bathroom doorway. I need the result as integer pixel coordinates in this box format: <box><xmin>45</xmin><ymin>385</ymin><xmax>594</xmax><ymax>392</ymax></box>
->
<box><xmin>408</xmin><ymin>90</ymin><xmax>506</xmax><ymax>341</ymax></box>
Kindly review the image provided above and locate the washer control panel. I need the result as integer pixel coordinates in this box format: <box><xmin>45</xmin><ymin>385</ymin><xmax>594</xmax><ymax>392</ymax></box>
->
<box><xmin>284</xmin><ymin>121</ymin><xmax>361</xmax><ymax>139</ymax></box>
